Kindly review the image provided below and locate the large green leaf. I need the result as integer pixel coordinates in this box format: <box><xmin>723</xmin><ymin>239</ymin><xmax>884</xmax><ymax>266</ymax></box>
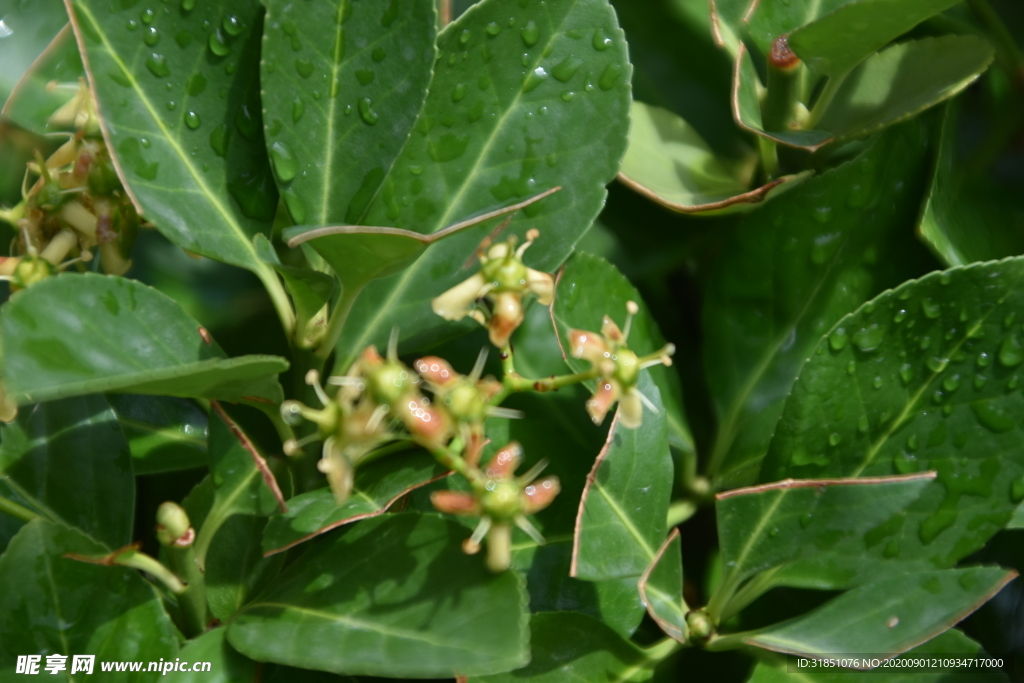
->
<box><xmin>330</xmin><ymin>0</ymin><xmax>632</xmax><ymax>370</ymax></box>
<box><xmin>745</xmin><ymin>0</ymin><xmax>853</xmax><ymax>57</ymax></box>
<box><xmin>638</xmin><ymin>528</ymin><xmax>687</xmax><ymax>644</ymax></box>
<box><xmin>473</xmin><ymin>612</ymin><xmax>659</xmax><ymax>682</ymax></box>
<box><xmin>747</xmin><ymin>629</ymin><xmax>1009</xmax><ymax>682</ymax></box>
<box><xmin>0</xmin><ymin>274</ymin><xmax>288</xmax><ymax>406</ymax></box>
<box><xmin>552</xmin><ymin>251</ymin><xmax>693</xmax><ymax>454</ymax></box>
<box><xmin>762</xmin><ymin>257</ymin><xmax>1024</xmax><ymax>570</ymax></box>
<box><xmin>619</xmin><ymin>101</ymin><xmax>811</xmax><ymax>215</ymax></box>
<box><xmin>162</xmin><ymin>628</ymin><xmax>255</xmax><ymax>683</ymax></box>
<box><xmin>260</xmin><ymin>0</ymin><xmax>436</xmax><ymax>227</ymax></box>
<box><xmin>789</xmin><ymin>0</ymin><xmax>959</xmax><ymax>78</ymax></box>
<box><xmin>0</xmin><ymin>395</ymin><xmax>133</xmax><ymax>549</ymax></box>
<box><xmin>65</xmin><ymin>0</ymin><xmax>288</xmax><ymax>311</ymax></box>
<box><xmin>715</xmin><ymin>474</ymin><xmax>934</xmax><ymax>597</ymax></box>
<box><xmin>917</xmin><ymin>102</ymin><xmax>1024</xmax><ymax>268</ymax></box>
<box><xmin>744</xmin><ymin>567</ymin><xmax>1016</xmax><ymax>660</ymax></box>
<box><xmin>1</xmin><ymin>24</ymin><xmax>85</xmax><ymax>135</ymax></box>
<box><xmin>228</xmin><ymin>513</ymin><xmax>529</xmax><ymax>678</ymax></box>
<box><xmin>816</xmin><ymin>36</ymin><xmax>994</xmax><ymax>143</ymax></box>
<box><xmin>205</xmin><ymin>514</ymin><xmax>286</xmax><ymax>621</ymax></box>
<box><xmin>107</xmin><ymin>394</ymin><xmax>208</xmax><ymax>475</ymax></box>
<box><xmin>704</xmin><ymin>121</ymin><xmax>934</xmax><ymax>484</ymax></box>
<box><xmin>0</xmin><ymin>0</ymin><xmax>68</xmax><ymax>107</ymax></box>
<box><xmin>571</xmin><ymin>386</ymin><xmax>672</xmax><ymax>582</ymax></box>
<box><xmin>262</xmin><ymin>449</ymin><xmax>448</xmax><ymax>555</ymax></box>
<box><xmin>0</xmin><ymin>519</ymin><xmax>178</xmax><ymax>680</ymax></box>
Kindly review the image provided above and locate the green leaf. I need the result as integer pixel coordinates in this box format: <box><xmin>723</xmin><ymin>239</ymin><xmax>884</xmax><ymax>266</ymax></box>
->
<box><xmin>638</xmin><ymin>528</ymin><xmax>688</xmax><ymax>644</ymax></box>
<box><xmin>762</xmin><ymin>256</ymin><xmax>1024</xmax><ymax>570</ymax></box>
<box><xmin>260</xmin><ymin>0</ymin><xmax>436</xmax><ymax>227</ymax></box>
<box><xmin>746</xmin><ymin>0</ymin><xmax>854</xmax><ymax>58</ymax></box>
<box><xmin>0</xmin><ymin>395</ymin><xmax>133</xmax><ymax>549</ymax></box>
<box><xmin>205</xmin><ymin>514</ymin><xmax>286</xmax><ymax>621</ymax></box>
<box><xmin>704</xmin><ymin>121</ymin><xmax>935</xmax><ymax>485</ymax></box>
<box><xmin>710</xmin><ymin>0</ymin><xmax>755</xmax><ymax>57</ymax></box>
<box><xmin>66</xmin><ymin>0</ymin><xmax>288</xmax><ymax>312</ymax></box>
<box><xmin>1</xmin><ymin>25</ymin><xmax>85</xmax><ymax>135</ymax></box>
<box><xmin>715</xmin><ymin>474</ymin><xmax>935</xmax><ymax>597</ymax></box>
<box><xmin>747</xmin><ymin>629</ymin><xmax>1009</xmax><ymax>682</ymax></box>
<box><xmin>732</xmin><ymin>46</ymin><xmax>834</xmax><ymax>151</ymax></box>
<box><xmin>744</xmin><ymin>567</ymin><xmax>1016</xmax><ymax>660</ymax></box>
<box><xmin>619</xmin><ymin>101</ymin><xmax>812</xmax><ymax>215</ymax></box>
<box><xmin>571</xmin><ymin>389</ymin><xmax>673</xmax><ymax>582</ymax></box>
<box><xmin>253</xmin><ymin>234</ymin><xmax>334</xmax><ymax>329</ymax></box>
<box><xmin>552</xmin><ymin>251</ymin><xmax>694</xmax><ymax>454</ymax></box>
<box><xmin>162</xmin><ymin>628</ymin><xmax>255</xmax><ymax>683</ymax></box>
<box><xmin>107</xmin><ymin>394</ymin><xmax>208</xmax><ymax>475</ymax></box>
<box><xmin>262</xmin><ymin>448</ymin><xmax>448</xmax><ymax>555</ymax></box>
<box><xmin>917</xmin><ymin>102</ymin><xmax>1024</xmax><ymax>268</ymax></box>
<box><xmin>472</xmin><ymin>611</ymin><xmax>658</xmax><ymax>683</ymax></box>
<box><xmin>816</xmin><ymin>36</ymin><xmax>994</xmax><ymax>143</ymax></box>
<box><xmin>0</xmin><ymin>274</ymin><xmax>288</xmax><ymax>406</ymax></box>
<box><xmin>0</xmin><ymin>0</ymin><xmax>68</xmax><ymax>107</ymax></box>
<box><xmin>228</xmin><ymin>513</ymin><xmax>529</xmax><ymax>678</ymax></box>
<box><xmin>330</xmin><ymin>0</ymin><xmax>632</xmax><ymax>370</ymax></box>
<box><xmin>193</xmin><ymin>404</ymin><xmax>289</xmax><ymax>568</ymax></box>
<box><xmin>0</xmin><ymin>519</ymin><xmax>178</xmax><ymax>679</ymax></box>
<box><xmin>789</xmin><ymin>0</ymin><xmax>960</xmax><ymax>78</ymax></box>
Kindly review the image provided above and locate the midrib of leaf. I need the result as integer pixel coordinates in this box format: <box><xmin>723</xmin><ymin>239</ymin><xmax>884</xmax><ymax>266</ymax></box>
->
<box><xmin>116</xmin><ymin>417</ymin><xmax>206</xmax><ymax>449</ymax></box>
<box><xmin>593</xmin><ymin>478</ymin><xmax>656</xmax><ymax>563</ymax></box>
<box><xmin>318</xmin><ymin>0</ymin><xmax>348</xmax><ymax>225</ymax></box>
<box><xmin>71</xmin><ymin>2</ymin><xmax>269</xmax><ymax>276</ymax></box>
<box><xmin>850</xmin><ymin>273</ymin><xmax>1021</xmax><ymax>476</ymax></box>
<box><xmin>724</xmin><ymin>487</ymin><xmax>787</xmax><ymax>584</ymax></box>
<box><xmin>195</xmin><ymin>468</ymin><xmax>260</xmax><ymax>566</ymax></box>
<box><xmin>339</xmin><ymin>1</ymin><xmax>578</xmax><ymax>367</ymax></box>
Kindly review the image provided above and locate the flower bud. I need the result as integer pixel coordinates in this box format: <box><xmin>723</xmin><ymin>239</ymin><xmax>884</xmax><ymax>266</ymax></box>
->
<box><xmin>156</xmin><ymin>502</ymin><xmax>193</xmax><ymax>547</ymax></box>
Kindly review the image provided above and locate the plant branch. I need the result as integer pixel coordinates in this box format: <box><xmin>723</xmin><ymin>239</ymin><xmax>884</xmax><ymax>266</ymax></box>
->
<box><xmin>317</xmin><ymin>283</ymin><xmax>362</xmax><ymax>362</ymax></box>
<box><xmin>256</xmin><ymin>265</ymin><xmax>297</xmax><ymax>344</ymax></box>
<box><xmin>0</xmin><ymin>496</ymin><xmax>38</xmax><ymax>523</ymax></box>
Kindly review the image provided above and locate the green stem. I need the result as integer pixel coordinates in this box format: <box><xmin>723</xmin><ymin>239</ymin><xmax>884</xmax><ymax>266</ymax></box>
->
<box><xmin>112</xmin><ymin>549</ymin><xmax>186</xmax><ymax>595</ymax></box>
<box><xmin>966</xmin><ymin>0</ymin><xmax>1024</xmax><ymax>85</ymax></box>
<box><xmin>705</xmin><ymin>629</ymin><xmax>758</xmax><ymax>652</ymax></box>
<box><xmin>720</xmin><ymin>567</ymin><xmax>781</xmax><ymax>622</ymax></box>
<box><xmin>706</xmin><ymin>572</ymin><xmax>742</xmax><ymax>625</ymax></box>
<box><xmin>757</xmin><ymin>137</ymin><xmax>780</xmax><ymax>181</ymax></box>
<box><xmin>317</xmin><ymin>284</ymin><xmax>362</xmax><ymax>362</ymax></box>
<box><xmin>163</xmin><ymin>541</ymin><xmax>207</xmax><ymax>637</ymax></box>
<box><xmin>643</xmin><ymin>636</ymin><xmax>685</xmax><ymax>661</ymax></box>
<box><xmin>763</xmin><ymin>62</ymin><xmax>802</xmax><ymax>136</ymax></box>
<box><xmin>666</xmin><ymin>500</ymin><xmax>698</xmax><ymax>528</ymax></box>
<box><xmin>255</xmin><ymin>265</ymin><xmax>297</xmax><ymax>345</ymax></box>
<box><xmin>430</xmin><ymin>444</ymin><xmax>485</xmax><ymax>488</ymax></box>
<box><xmin>0</xmin><ymin>496</ymin><xmax>38</xmax><ymax>523</ymax></box>
<box><xmin>807</xmin><ymin>71</ymin><xmax>848</xmax><ymax>129</ymax></box>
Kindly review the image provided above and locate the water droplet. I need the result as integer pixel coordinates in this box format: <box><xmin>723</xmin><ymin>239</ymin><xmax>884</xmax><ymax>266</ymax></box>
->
<box><xmin>175</xmin><ymin>30</ymin><xmax>192</xmax><ymax>48</ymax></box>
<box><xmin>847</xmin><ymin>182</ymin><xmax>868</xmax><ymax>208</ymax></box>
<box><xmin>894</xmin><ymin>451</ymin><xmax>918</xmax><ymax>474</ymax></box>
<box><xmin>846</xmin><ymin>360</ymin><xmax>856</xmax><ymax>375</ymax></box>
<box><xmin>186</xmin><ymin>72</ymin><xmax>207</xmax><ymax>96</ymax></box>
<box><xmin>182</xmin><ymin>0</ymin><xmax>196</xmax><ymax>11</ymax></box>
<box><xmin>520</xmin><ymin>20</ymin><xmax>539</xmax><ymax>47</ymax></box>
<box><xmin>295</xmin><ymin>58</ymin><xmax>314</xmax><ymax>78</ymax></box>
<box><xmin>977</xmin><ymin>351</ymin><xmax>991</xmax><ymax>368</ymax></box>
<box><xmin>919</xmin><ymin>336</ymin><xmax>932</xmax><ymax>351</ymax></box>
<box><xmin>893</xmin><ymin>308</ymin><xmax>907</xmax><ymax>323</ymax></box>
<box><xmin>209</xmin><ymin>29</ymin><xmax>230</xmax><ymax>56</ymax></box>
<box><xmin>523</xmin><ymin>66</ymin><xmax>548</xmax><ymax>93</ymax></box>
<box><xmin>941</xmin><ymin>375</ymin><xmax>960</xmax><ymax>393</ymax></box>
<box><xmin>926</xmin><ymin>356</ymin><xmax>949</xmax><ymax>373</ymax></box>
<box><xmin>184</xmin><ymin>111</ymin><xmax>201</xmax><ymax>129</ymax></box>
<box><xmin>223</xmin><ymin>15</ymin><xmax>243</xmax><ymax>36</ymax></box>
<box><xmin>998</xmin><ymin>334</ymin><xmax>1024</xmax><ymax>367</ymax></box>
<box><xmin>209</xmin><ymin>123</ymin><xmax>229</xmax><ymax>157</ymax></box>
<box><xmin>828</xmin><ymin>327</ymin><xmax>848</xmax><ymax>351</ymax></box>
<box><xmin>358</xmin><ymin>97</ymin><xmax>378</xmax><ymax>125</ymax></box>
<box><xmin>592</xmin><ymin>27</ymin><xmax>612</xmax><ymax>50</ymax></box>
<box><xmin>883</xmin><ymin>540</ymin><xmax>899</xmax><ymax>558</ymax></box>
<box><xmin>235</xmin><ymin>104</ymin><xmax>259</xmax><ymax>141</ymax></box>
<box><xmin>598</xmin><ymin>63</ymin><xmax>623</xmax><ymax>90</ymax></box>
<box><xmin>126</xmin><ymin>19</ymin><xmax>139</xmax><ymax>31</ymax></box>
<box><xmin>145</xmin><ymin>53</ymin><xmax>169</xmax><ymax>77</ymax></box>
<box><xmin>141</xmin><ymin>8</ymin><xmax>155</xmax><ymax>24</ymax></box>
<box><xmin>468</xmin><ymin>100</ymin><xmax>485</xmax><ymax>123</ymax></box>
<box><xmin>907</xmin><ymin>434</ymin><xmax>919</xmax><ymax>451</ymax></box>
<box><xmin>459</xmin><ymin>28</ymin><xmax>471</xmax><ymax>45</ymax></box>
<box><xmin>486</xmin><ymin>21</ymin><xmax>501</xmax><ymax>36</ymax></box>
<box><xmin>921</xmin><ymin>298</ymin><xmax>941</xmax><ymax>319</ymax></box>
<box><xmin>551</xmin><ymin>56</ymin><xmax>584</xmax><ymax>82</ymax></box>
<box><xmin>1005</xmin><ymin>312</ymin><xmax>1017</xmax><ymax>329</ymax></box>
<box><xmin>408</xmin><ymin>165</ymin><xmax>424</xmax><ymax>175</ymax></box>
<box><xmin>561</xmin><ymin>90</ymin><xmax>575</xmax><ymax>102</ymax></box>
<box><xmin>372</xmin><ymin>47</ymin><xmax>387</xmax><ymax>62</ymax></box>
<box><xmin>919</xmin><ymin>509</ymin><xmax>957</xmax><ymax>545</ymax></box>
<box><xmin>144</xmin><ymin>26</ymin><xmax>159</xmax><ymax>46</ymax></box>
<box><xmin>971</xmin><ymin>400</ymin><xmax>1015</xmax><ymax>433</ymax></box>
<box><xmin>252</xmin><ymin>144</ymin><xmax>291</xmax><ymax>196</ymax></box>
<box><xmin>166</xmin><ymin>100</ymin><xmax>176</xmax><ymax>111</ymax></box>
<box><xmin>858</xmin><ymin>415</ymin><xmax>869</xmax><ymax>433</ymax></box>
<box><xmin>452</xmin><ymin>83</ymin><xmax>467</xmax><ymax>102</ymax></box>
<box><xmin>873</xmin><ymin>376</ymin><xmax>883</xmax><ymax>389</ymax></box>
<box><xmin>769</xmin><ymin>527</ymin><xmax>780</xmax><ymax>538</ymax></box>
<box><xmin>852</xmin><ymin>323</ymin><xmax>885</xmax><ymax>352</ymax></box>
<box><xmin>283</xmin><ymin>186</ymin><xmax>306</xmax><ymax>223</ymax></box>
<box><xmin>813</xmin><ymin>206</ymin><xmax>832</xmax><ymax>223</ymax></box>
<box><xmin>974</xmin><ymin>374</ymin><xmax>988</xmax><ymax>390</ymax></box>
<box><xmin>292</xmin><ymin>97</ymin><xmax>304</xmax><ymax>123</ymax></box>
<box><xmin>899</xmin><ymin>363</ymin><xmax>913</xmax><ymax>385</ymax></box>
<box><xmin>352</xmin><ymin>69</ymin><xmax>374</xmax><ymax>86</ymax></box>
<box><xmin>829</xmin><ymin>433</ymin><xmax>841</xmax><ymax>446</ymax></box>
<box><xmin>1009</xmin><ymin>375</ymin><xmax>1020</xmax><ymax>391</ymax></box>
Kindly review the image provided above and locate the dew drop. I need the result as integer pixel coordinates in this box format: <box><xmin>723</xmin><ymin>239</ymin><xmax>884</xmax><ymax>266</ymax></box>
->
<box><xmin>520</xmin><ymin>20</ymin><xmax>539</xmax><ymax>47</ymax></box>
<box><xmin>970</xmin><ymin>400</ymin><xmax>1015</xmax><ymax>433</ymax></box>
<box><xmin>295</xmin><ymin>58</ymin><xmax>314</xmax><ymax>78</ymax></box>
<box><xmin>800</xmin><ymin>512</ymin><xmax>813</xmax><ymax>528</ymax></box>
<box><xmin>459</xmin><ymin>28</ymin><xmax>471</xmax><ymax>45</ymax></box>
<box><xmin>858</xmin><ymin>415</ymin><xmax>869</xmax><ymax>433</ymax></box>
<box><xmin>523</xmin><ymin>66</ymin><xmax>548</xmax><ymax>93</ymax></box>
<box><xmin>292</xmin><ymin>97</ymin><xmax>305</xmax><ymax>123</ymax></box>
<box><xmin>907</xmin><ymin>434</ymin><xmax>919</xmax><ymax>451</ymax></box>
<box><xmin>974</xmin><ymin>374</ymin><xmax>988</xmax><ymax>390</ymax></box>
<box><xmin>144</xmin><ymin>26</ymin><xmax>159</xmax><ymax>46</ymax></box>
<box><xmin>145</xmin><ymin>53</ymin><xmax>170</xmax><ymax>77</ymax></box>
<box><xmin>372</xmin><ymin>47</ymin><xmax>387</xmax><ymax>62</ymax></box>
<box><xmin>269</xmin><ymin>140</ymin><xmax>298</xmax><ymax>182</ymax></box>
<box><xmin>998</xmin><ymin>334</ymin><xmax>1024</xmax><ymax>367</ymax></box>
<box><xmin>1011</xmin><ymin>476</ymin><xmax>1024</xmax><ymax>503</ymax></box>
<box><xmin>852</xmin><ymin>323</ymin><xmax>885</xmax><ymax>352</ymax></box>
<box><xmin>561</xmin><ymin>90</ymin><xmax>575</xmax><ymax>102</ymax></box>
<box><xmin>234</xmin><ymin>104</ymin><xmax>259</xmax><ymax>141</ymax></box>
<box><xmin>209</xmin><ymin>123</ymin><xmax>229</xmax><ymax>157</ymax></box>
<box><xmin>899</xmin><ymin>363</ymin><xmax>913</xmax><ymax>385</ymax></box>
<box><xmin>1009</xmin><ymin>375</ymin><xmax>1020</xmax><ymax>391</ymax></box>
<box><xmin>452</xmin><ymin>83</ymin><xmax>467</xmax><ymax>102</ymax></box>
<box><xmin>921</xmin><ymin>298</ymin><xmax>941</xmax><ymax>319</ymax></box>
<box><xmin>846</xmin><ymin>360</ymin><xmax>856</xmax><ymax>375</ymax></box>
<box><xmin>978</xmin><ymin>351</ymin><xmax>991</xmax><ymax>368</ymax></box>
<box><xmin>282</xmin><ymin>186</ymin><xmax>306</xmax><ymax>223</ymax></box>
<box><xmin>184</xmin><ymin>111</ymin><xmax>201</xmax><ymax>129</ymax></box>
<box><xmin>1005</xmin><ymin>312</ymin><xmax>1017</xmax><ymax>329</ymax></box>
<box><xmin>126</xmin><ymin>19</ymin><xmax>139</xmax><ymax>31</ymax></box>
<box><xmin>768</xmin><ymin>527</ymin><xmax>780</xmax><ymax>538</ymax></box>
<box><xmin>926</xmin><ymin>356</ymin><xmax>948</xmax><ymax>373</ymax></box>
<box><xmin>894</xmin><ymin>452</ymin><xmax>917</xmax><ymax>474</ymax></box>
<box><xmin>409</xmin><ymin>164</ymin><xmax>424</xmax><ymax>175</ymax></box>
<box><xmin>209</xmin><ymin>29</ymin><xmax>230</xmax><ymax>56</ymax></box>
<box><xmin>893</xmin><ymin>308</ymin><xmax>907</xmax><ymax>323</ymax></box>
<box><xmin>175</xmin><ymin>30</ymin><xmax>192</xmax><ymax>48</ymax></box>
<box><xmin>358</xmin><ymin>97</ymin><xmax>378</xmax><ymax>125</ymax></box>
<box><xmin>813</xmin><ymin>206</ymin><xmax>832</xmax><ymax>223</ymax></box>
<box><xmin>552</xmin><ymin>56</ymin><xmax>583</xmax><ymax>82</ymax></box>
<box><xmin>828</xmin><ymin>327</ymin><xmax>848</xmax><ymax>351</ymax></box>
<box><xmin>943</xmin><ymin>374</ymin><xmax>961</xmax><ymax>392</ymax></box>
<box><xmin>186</xmin><ymin>72</ymin><xmax>207</xmax><ymax>96</ymax></box>
<box><xmin>486</xmin><ymin>21</ymin><xmax>501</xmax><ymax>36</ymax></box>
<box><xmin>182</xmin><ymin>0</ymin><xmax>196</xmax><ymax>11</ymax></box>
<box><xmin>592</xmin><ymin>27</ymin><xmax>612</xmax><ymax>50</ymax></box>
<box><xmin>598</xmin><ymin>63</ymin><xmax>623</xmax><ymax>90</ymax></box>
<box><xmin>883</xmin><ymin>540</ymin><xmax>899</xmax><ymax>558</ymax></box>
<box><xmin>873</xmin><ymin>376</ymin><xmax>883</xmax><ymax>389</ymax></box>
<box><xmin>141</xmin><ymin>8</ymin><xmax>155</xmax><ymax>24</ymax></box>
<box><xmin>166</xmin><ymin>100</ymin><xmax>176</xmax><ymax>111</ymax></box>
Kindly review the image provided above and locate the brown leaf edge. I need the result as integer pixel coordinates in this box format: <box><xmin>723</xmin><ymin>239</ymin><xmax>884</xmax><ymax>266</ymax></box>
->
<box><xmin>637</xmin><ymin>528</ymin><xmax>688</xmax><ymax>644</ymax></box>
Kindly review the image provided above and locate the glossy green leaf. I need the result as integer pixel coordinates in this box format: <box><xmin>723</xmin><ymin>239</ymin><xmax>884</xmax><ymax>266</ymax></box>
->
<box><xmin>0</xmin><ymin>519</ymin><xmax>178</xmax><ymax>678</ymax></box>
<box><xmin>747</xmin><ymin>629</ymin><xmax>1009</xmax><ymax>682</ymax></box>
<box><xmin>816</xmin><ymin>36</ymin><xmax>994</xmax><ymax>143</ymax></box>
<box><xmin>107</xmin><ymin>394</ymin><xmax>208</xmax><ymax>475</ymax></box>
<box><xmin>162</xmin><ymin>628</ymin><xmax>255</xmax><ymax>683</ymax></box>
<box><xmin>253</xmin><ymin>233</ymin><xmax>334</xmax><ymax>332</ymax></box>
<box><xmin>552</xmin><ymin>251</ymin><xmax>693</xmax><ymax>454</ymax></box>
<box><xmin>710</xmin><ymin>0</ymin><xmax>754</xmax><ymax>57</ymax></box>
<box><xmin>0</xmin><ymin>274</ymin><xmax>288</xmax><ymax>406</ymax></box>
<box><xmin>619</xmin><ymin>101</ymin><xmax>811</xmax><ymax>215</ymax></box>
<box><xmin>206</xmin><ymin>514</ymin><xmax>286</xmax><ymax>621</ymax></box>
<box><xmin>472</xmin><ymin>612</ymin><xmax>658</xmax><ymax>682</ymax></box>
<box><xmin>715</xmin><ymin>474</ymin><xmax>934</xmax><ymax>595</ymax></box>
<box><xmin>0</xmin><ymin>0</ymin><xmax>68</xmax><ymax>107</ymax></box>
<box><xmin>260</xmin><ymin>0</ymin><xmax>436</xmax><ymax>227</ymax></box>
<box><xmin>66</xmin><ymin>0</ymin><xmax>287</xmax><ymax>304</ymax></box>
<box><xmin>0</xmin><ymin>395</ymin><xmax>133</xmax><ymax>549</ymax></box>
<box><xmin>262</xmin><ymin>449</ymin><xmax>448</xmax><ymax>555</ymax></box>
<box><xmin>762</xmin><ymin>257</ymin><xmax>1024</xmax><ymax>571</ymax></box>
<box><xmin>228</xmin><ymin>513</ymin><xmax>529</xmax><ymax>678</ymax></box>
<box><xmin>1</xmin><ymin>24</ymin><xmax>85</xmax><ymax>135</ymax></box>
<box><xmin>704</xmin><ymin>121</ymin><xmax>934</xmax><ymax>485</ymax></box>
<box><xmin>638</xmin><ymin>528</ymin><xmax>687</xmax><ymax>644</ymax></box>
<box><xmin>330</xmin><ymin>0</ymin><xmax>632</xmax><ymax>371</ymax></box>
<box><xmin>917</xmin><ymin>102</ymin><xmax>1024</xmax><ymax>268</ymax></box>
<box><xmin>733</xmin><ymin>46</ymin><xmax>834</xmax><ymax>151</ymax></box>
<box><xmin>745</xmin><ymin>567</ymin><xmax>1016</xmax><ymax>660</ymax></box>
<box><xmin>746</xmin><ymin>0</ymin><xmax>854</xmax><ymax>57</ymax></box>
<box><xmin>193</xmin><ymin>405</ymin><xmax>288</xmax><ymax>568</ymax></box>
<box><xmin>789</xmin><ymin>0</ymin><xmax>959</xmax><ymax>78</ymax></box>
<box><xmin>571</xmin><ymin>389</ymin><xmax>673</xmax><ymax>582</ymax></box>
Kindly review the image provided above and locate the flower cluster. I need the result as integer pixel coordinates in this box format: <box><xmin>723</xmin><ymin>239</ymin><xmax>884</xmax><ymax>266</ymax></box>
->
<box><xmin>432</xmin><ymin>229</ymin><xmax>553</xmax><ymax>347</ymax></box>
<box><xmin>0</xmin><ymin>83</ymin><xmax>139</xmax><ymax>290</ymax></box>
